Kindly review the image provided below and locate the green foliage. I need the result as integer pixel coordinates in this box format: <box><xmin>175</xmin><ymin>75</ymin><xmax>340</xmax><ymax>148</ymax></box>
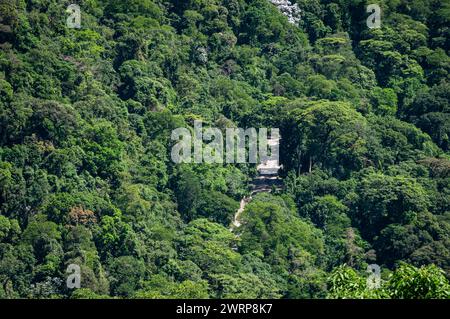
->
<box><xmin>179</xmin><ymin>218</ymin><xmax>241</xmax><ymax>275</ymax></box>
<box><xmin>239</xmin><ymin>194</ymin><xmax>324</xmax><ymax>272</ymax></box>
<box><xmin>351</xmin><ymin>172</ymin><xmax>430</xmax><ymax>240</ymax></box>
<box><xmin>0</xmin><ymin>0</ymin><xmax>448</xmax><ymax>300</ymax></box>
<box><xmin>328</xmin><ymin>263</ymin><xmax>450</xmax><ymax>299</ymax></box>
<box><xmin>387</xmin><ymin>263</ymin><xmax>450</xmax><ymax>299</ymax></box>
<box><xmin>210</xmin><ymin>272</ymin><xmax>282</xmax><ymax>299</ymax></box>
<box><xmin>134</xmin><ymin>274</ymin><xmax>209</xmax><ymax>299</ymax></box>
<box><xmin>197</xmin><ymin>190</ymin><xmax>239</xmax><ymax>225</ymax></box>
<box><xmin>107</xmin><ymin>256</ymin><xmax>145</xmax><ymax>297</ymax></box>
<box><xmin>282</xmin><ymin>101</ymin><xmax>370</xmax><ymax>177</ymax></box>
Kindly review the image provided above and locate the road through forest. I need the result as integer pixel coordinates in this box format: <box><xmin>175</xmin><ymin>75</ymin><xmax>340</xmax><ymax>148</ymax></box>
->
<box><xmin>231</xmin><ymin>139</ymin><xmax>282</xmax><ymax>230</ymax></box>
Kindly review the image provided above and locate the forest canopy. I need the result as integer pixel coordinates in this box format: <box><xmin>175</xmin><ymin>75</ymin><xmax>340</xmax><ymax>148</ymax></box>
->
<box><xmin>0</xmin><ymin>0</ymin><xmax>449</xmax><ymax>299</ymax></box>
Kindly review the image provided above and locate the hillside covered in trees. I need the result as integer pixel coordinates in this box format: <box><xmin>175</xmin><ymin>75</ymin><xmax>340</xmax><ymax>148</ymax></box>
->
<box><xmin>0</xmin><ymin>0</ymin><xmax>449</xmax><ymax>299</ymax></box>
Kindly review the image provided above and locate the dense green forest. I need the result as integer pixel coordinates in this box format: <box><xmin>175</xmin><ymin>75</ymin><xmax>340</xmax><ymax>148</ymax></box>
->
<box><xmin>0</xmin><ymin>0</ymin><xmax>449</xmax><ymax>299</ymax></box>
